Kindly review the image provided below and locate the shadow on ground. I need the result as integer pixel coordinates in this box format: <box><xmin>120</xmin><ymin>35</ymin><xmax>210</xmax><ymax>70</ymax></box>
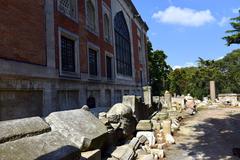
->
<box><xmin>175</xmin><ymin>113</ymin><xmax>240</xmax><ymax>160</ymax></box>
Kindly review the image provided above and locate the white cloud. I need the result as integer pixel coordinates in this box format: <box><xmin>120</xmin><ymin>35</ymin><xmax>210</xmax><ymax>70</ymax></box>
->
<box><xmin>232</xmin><ymin>8</ymin><xmax>240</xmax><ymax>14</ymax></box>
<box><xmin>218</xmin><ymin>17</ymin><xmax>230</xmax><ymax>27</ymax></box>
<box><xmin>216</xmin><ymin>56</ymin><xmax>224</xmax><ymax>60</ymax></box>
<box><xmin>152</xmin><ymin>6</ymin><xmax>215</xmax><ymax>27</ymax></box>
<box><xmin>172</xmin><ymin>62</ymin><xmax>197</xmax><ymax>70</ymax></box>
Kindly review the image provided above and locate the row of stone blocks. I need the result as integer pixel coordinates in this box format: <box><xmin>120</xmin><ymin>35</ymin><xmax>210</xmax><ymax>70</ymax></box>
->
<box><xmin>0</xmin><ymin>109</ymin><xmax>107</xmax><ymax>160</ymax></box>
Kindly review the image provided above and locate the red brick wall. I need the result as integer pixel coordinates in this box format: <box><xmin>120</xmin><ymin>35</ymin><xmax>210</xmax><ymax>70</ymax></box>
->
<box><xmin>54</xmin><ymin>0</ymin><xmax>114</xmax><ymax>76</ymax></box>
<box><xmin>132</xmin><ymin>20</ymin><xmax>141</xmax><ymax>83</ymax></box>
<box><xmin>0</xmin><ymin>0</ymin><xmax>46</xmax><ymax>65</ymax></box>
<box><xmin>103</xmin><ymin>0</ymin><xmax>111</xmax><ymax>7</ymax></box>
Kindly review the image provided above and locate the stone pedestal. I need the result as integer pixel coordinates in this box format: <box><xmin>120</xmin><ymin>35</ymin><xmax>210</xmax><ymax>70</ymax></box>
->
<box><xmin>164</xmin><ymin>91</ymin><xmax>172</xmax><ymax>110</ymax></box>
<box><xmin>143</xmin><ymin>86</ymin><xmax>152</xmax><ymax>107</ymax></box>
<box><xmin>162</xmin><ymin>120</ymin><xmax>171</xmax><ymax>136</ymax></box>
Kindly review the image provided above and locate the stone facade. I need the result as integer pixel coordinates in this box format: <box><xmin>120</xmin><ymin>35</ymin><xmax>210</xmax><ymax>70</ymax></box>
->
<box><xmin>0</xmin><ymin>0</ymin><xmax>148</xmax><ymax>120</ymax></box>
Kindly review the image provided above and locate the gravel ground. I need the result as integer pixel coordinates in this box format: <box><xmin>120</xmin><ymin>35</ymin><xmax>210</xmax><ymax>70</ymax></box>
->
<box><xmin>165</xmin><ymin>107</ymin><xmax>240</xmax><ymax>160</ymax></box>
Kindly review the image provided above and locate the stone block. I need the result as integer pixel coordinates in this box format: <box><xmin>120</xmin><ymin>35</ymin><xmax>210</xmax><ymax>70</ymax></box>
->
<box><xmin>143</xmin><ymin>86</ymin><xmax>152</xmax><ymax>107</ymax></box>
<box><xmin>150</xmin><ymin>149</ymin><xmax>164</xmax><ymax>158</ymax></box>
<box><xmin>111</xmin><ymin>145</ymin><xmax>135</xmax><ymax>160</ymax></box>
<box><xmin>136</xmin><ymin>120</ymin><xmax>152</xmax><ymax>131</ymax></box>
<box><xmin>136</xmin><ymin>132</ymin><xmax>155</xmax><ymax>146</ymax></box>
<box><xmin>45</xmin><ymin>109</ymin><xmax>108</xmax><ymax>151</ymax></box>
<box><xmin>129</xmin><ymin>137</ymin><xmax>140</xmax><ymax>150</ymax></box>
<box><xmin>138</xmin><ymin>135</ymin><xmax>148</xmax><ymax>144</ymax></box>
<box><xmin>0</xmin><ymin>131</ymin><xmax>81</xmax><ymax>160</ymax></box>
<box><xmin>81</xmin><ymin>149</ymin><xmax>101</xmax><ymax>160</ymax></box>
<box><xmin>162</xmin><ymin>120</ymin><xmax>171</xmax><ymax>136</ymax></box>
<box><xmin>151</xmin><ymin>120</ymin><xmax>161</xmax><ymax>130</ymax></box>
<box><xmin>0</xmin><ymin>116</ymin><xmax>50</xmax><ymax>144</ymax></box>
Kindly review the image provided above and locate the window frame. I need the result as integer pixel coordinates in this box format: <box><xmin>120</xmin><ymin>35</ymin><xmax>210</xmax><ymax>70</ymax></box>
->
<box><xmin>105</xmin><ymin>52</ymin><xmax>114</xmax><ymax>81</ymax></box>
<box><xmin>85</xmin><ymin>0</ymin><xmax>99</xmax><ymax>35</ymax></box>
<box><xmin>102</xmin><ymin>2</ymin><xmax>112</xmax><ymax>44</ymax></box>
<box><xmin>58</xmin><ymin>27</ymin><xmax>80</xmax><ymax>78</ymax></box>
<box><xmin>57</xmin><ymin>0</ymin><xmax>79</xmax><ymax>22</ymax></box>
<box><xmin>114</xmin><ymin>11</ymin><xmax>133</xmax><ymax>78</ymax></box>
<box><xmin>87</xmin><ymin>42</ymin><xmax>101</xmax><ymax>80</ymax></box>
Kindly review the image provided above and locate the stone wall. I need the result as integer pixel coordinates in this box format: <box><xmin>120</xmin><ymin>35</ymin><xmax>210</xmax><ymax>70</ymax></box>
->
<box><xmin>0</xmin><ymin>90</ymin><xmax>43</xmax><ymax>121</ymax></box>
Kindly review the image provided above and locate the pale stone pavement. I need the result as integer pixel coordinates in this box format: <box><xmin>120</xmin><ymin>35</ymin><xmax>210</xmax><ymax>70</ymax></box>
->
<box><xmin>165</xmin><ymin>108</ymin><xmax>240</xmax><ymax>160</ymax></box>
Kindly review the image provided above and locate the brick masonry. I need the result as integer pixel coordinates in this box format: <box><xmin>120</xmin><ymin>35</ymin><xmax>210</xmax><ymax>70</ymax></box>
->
<box><xmin>0</xmin><ymin>0</ymin><xmax>149</xmax><ymax>120</ymax></box>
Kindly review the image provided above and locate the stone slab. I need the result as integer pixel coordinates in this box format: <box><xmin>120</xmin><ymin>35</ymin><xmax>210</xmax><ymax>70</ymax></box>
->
<box><xmin>45</xmin><ymin>109</ymin><xmax>108</xmax><ymax>151</ymax></box>
<box><xmin>0</xmin><ymin>116</ymin><xmax>50</xmax><ymax>144</ymax></box>
<box><xmin>129</xmin><ymin>137</ymin><xmax>140</xmax><ymax>150</ymax></box>
<box><xmin>111</xmin><ymin>145</ymin><xmax>135</xmax><ymax>160</ymax></box>
<box><xmin>136</xmin><ymin>120</ymin><xmax>152</xmax><ymax>131</ymax></box>
<box><xmin>0</xmin><ymin>131</ymin><xmax>81</xmax><ymax>160</ymax></box>
<box><xmin>81</xmin><ymin>149</ymin><xmax>101</xmax><ymax>160</ymax></box>
<box><xmin>136</xmin><ymin>132</ymin><xmax>155</xmax><ymax>146</ymax></box>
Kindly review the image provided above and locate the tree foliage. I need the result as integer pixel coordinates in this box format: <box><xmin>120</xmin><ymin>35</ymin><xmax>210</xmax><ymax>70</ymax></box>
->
<box><xmin>223</xmin><ymin>10</ymin><xmax>240</xmax><ymax>46</ymax></box>
<box><xmin>147</xmin><ymin>40</ymin><xmax>172</xmax><ymax>96</ymax></box>
<box><xmin>168</xmin><ymin>49</ymin><xmax>240</xmax><ymax>99</ymax></box>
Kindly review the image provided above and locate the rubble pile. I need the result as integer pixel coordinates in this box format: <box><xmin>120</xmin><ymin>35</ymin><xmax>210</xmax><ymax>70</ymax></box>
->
<box><xmin>1</xmin><ymin>86</ymin><xmax>239</xmax><ymax>159</ymax></box>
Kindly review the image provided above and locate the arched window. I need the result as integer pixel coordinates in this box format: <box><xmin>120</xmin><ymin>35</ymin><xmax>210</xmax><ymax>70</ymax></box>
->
<box><xmin>58</xmin><ymin>0</ymin><xmax>77</xmax><ymax>19</ymax></box>
<box><xmin>104</xmin><ymin>14</ymin><xmax>110</xmax><ymax>42</ymax></box>
<box><xmin>86</xmin><ymin>0</ymin><xmax>96</xmax><ymax>31</ymax></box>
<box><xmin>114</xmin><ymin>11</ymin><xmax>132</xmax><ymax>76</ymax></box>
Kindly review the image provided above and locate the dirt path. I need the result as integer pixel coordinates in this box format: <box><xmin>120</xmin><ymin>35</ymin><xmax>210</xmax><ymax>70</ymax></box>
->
<box><xmin>165</xmin><ymin>108</ymin><xmax>240</xmax><ymax>160</ymax></box>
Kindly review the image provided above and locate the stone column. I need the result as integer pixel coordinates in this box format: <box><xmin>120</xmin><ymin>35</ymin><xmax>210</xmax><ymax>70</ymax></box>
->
<box><xmin>143</xmin><ymin>86</ymin><xmax>152</xmax><ymax>107</ymax></box>
<box><xmin>45</xmin><ymin>0</ymin><xmax>56</xmax><ymax>68</ymax></box>
<box><xmin>164</xmin><ymin>91</ymin><xmax>172</xmax><ymax>110</ymax></box>
<box><xmin>210</xmin><ymin>81</ymin><xmax>216</xmax><ymax>101</ymax></box>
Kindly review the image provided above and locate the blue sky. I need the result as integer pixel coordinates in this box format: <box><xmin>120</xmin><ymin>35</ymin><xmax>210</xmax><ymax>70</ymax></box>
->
<box><xmin>132</xmin><ymin>0</ymin><xmax>240</xmax><ymax>69</ymax></box>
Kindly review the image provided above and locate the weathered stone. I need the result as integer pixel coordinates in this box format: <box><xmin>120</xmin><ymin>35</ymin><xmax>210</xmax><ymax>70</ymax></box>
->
<box><xmin>151</xmin><ymin>120</ymin><xmax>161</xmax><ymax>130</ymax></box>
<box><xmin>152</xmin><ymin>112</ymin><xmax>168</xmax><ymax>121</ymax></box>
<box><xmin>185</xmin><ymin>108</ymin><xmax>195</xmax><ymax>115</ymax></box>
<box><xmin>138</xmin><ymin>135</ymin><xmax>148</xmax><ymax>144</ymax></box>
<box><xmin>81</xmin><ymin>149</ymin><xmax>101</xmax><ymax>160</ymax></box>
<box><xmin>136</xmin><ymin>132</ymin><xmax>155</xmax><ymax>146</ymax></box>
<box><xmin>0</xmin><ymin>131</ymin><xmax>81</xmax><ymax>160</ymax></box>
<box><xmin>210</xmin><ymin>81</ymin><xmax>216</xmax><ymax>101</ymax></box>
<box><xmin>0</xmin><ymin>116</ymin><xmax>50</xmax><ymax>144</ymax></box>
<box><xmin>136</xmin><ymin>120</ymin><xmax>152</xmax><ymax>131</ymax></box>
<box><xmin>164</xmin><ymin>91</ymin><xmax>172</xmax><ymax>109</ymax></box>
<box><xmin>111</xmin><ymin>145</ymin><xmax>135</xmax><ymax>160</ymax></box>
<box><xmin>107</xmin><ymin>157</ymin><xmax>118</xmax><ymax>160</ymax></box>
<box><xmin>99</xmin><ymin>112</ymin><xmax>107</xmax><ymax>118</ymax></box>
<box><xmin>138</xmin><ymin>154</ymin><xmax>155</xmax><ymax>160</ymax></box>
<box><xmin>165</xmin><ymin>134</ymin><xmax>175</xmax><ymax>144</ymax></box>
<box><xmin>45</xmin><ymin>109</ymin><xmax>108</xmax><ymax>151</ymax></box>
<box><xmin>171</xmin><ymin>119</ymin><xmax>180</xmax><ymax>132</ymax></box>
<box><xmin>81</xmin><ymin>105</ymin><xmax>90</xmax><ymax>111</ymax></box>
<box><xmin>107</xmin><ymin>103</ymin><xmax>137</xmax><ymax>137</ymax></box>
<box><xmin>129</xmin><ymin>137</ymin><xmax>140</xmax><ymax>150</ymax></box>
<box><xmin>150</xmin><ymin>149</ymin><xmax>164</xmax><ymax>159</ymax></box>
<box><xmin>107</xmin><ymin>103</ymin><xmax>133</xmax><ymax>120</ymax></box>
<box><xmin>162</xmin><ymin>120</ymin><xmax>171</xmax><ymax>136</ymax></box>
<box><xmin>122</xmin><ymin>96</ymin><xmax>147</xmax><ymax>121</ymax></box>
<box><xmin>143</xmin><ymin>86</ymin><xmax>152</xmax><ymax>107</ymax></box>
<box><xmin>186</xmin><ymin>100</ymin><xmax>195</xmax><ymax>109</ymax></box>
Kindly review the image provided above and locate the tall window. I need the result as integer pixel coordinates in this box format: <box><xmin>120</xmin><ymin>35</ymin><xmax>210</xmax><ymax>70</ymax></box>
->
<box><xmin>104</xmin><ymin>14</ymin><xmax>110</xmax><ymax>42</ymax></box>
<box><xmin>86</xmin><ymin>0</ymin><xmax>96</xmax><ymax>31</ymax></box>
<box><xmin>106</xmin><ymin>56</ymin><xmax>112</xmax><ymax>79</ymax></box>
<box><xmin>61</xmin><ymin>36</ymin><xmax>75</xmax><ymax>72</ymax></box>
<box><xmin>114</xmin><ymin>11</ymin><xmax>132</xmax><ymax>76</ymax></box>
<box><xmin>58</xmin><ymin>0</ymin><xmax>77</xmax><ymax>20</ymax></box>
<box><xmin>89</xmin><ymin>48</ymin><xmax>98</xmax><ymax>76</ymax></box>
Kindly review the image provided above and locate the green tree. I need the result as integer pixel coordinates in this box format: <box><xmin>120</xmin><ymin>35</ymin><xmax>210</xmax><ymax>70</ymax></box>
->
<box><xmin>147</xmin><ymin>40</ymin><xmax>172</xmax><ymax>95</ymax></box>
<box><xmin>223</xmin><ymin>10</ymin><xmax>240</xmax><ymax>46</ymax></box>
